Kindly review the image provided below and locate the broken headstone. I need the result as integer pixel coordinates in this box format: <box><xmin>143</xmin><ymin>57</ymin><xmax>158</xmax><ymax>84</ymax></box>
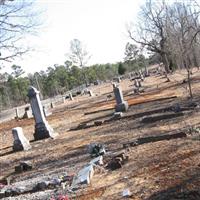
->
<box><xmin>71</xmin><ymin>164</ymin><xmax>94</xmax><ymax>187</ymax></box>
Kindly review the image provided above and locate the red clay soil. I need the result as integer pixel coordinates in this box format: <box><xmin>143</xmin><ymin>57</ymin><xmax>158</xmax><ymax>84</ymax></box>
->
<box><xmin>0</xmin><ymin>69</ymin><xmax>200</xmax><ymax>200</ymax></box>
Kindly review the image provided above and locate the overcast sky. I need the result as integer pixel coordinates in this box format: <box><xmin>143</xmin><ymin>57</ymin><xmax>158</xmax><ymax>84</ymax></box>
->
<box><xmin>6</xmin><ymin>0</ymin><xmax>143</xmax><ymax>74</ymax></box>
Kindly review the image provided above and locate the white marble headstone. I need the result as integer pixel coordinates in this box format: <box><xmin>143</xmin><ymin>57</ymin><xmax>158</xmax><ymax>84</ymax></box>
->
<box><xmin>12</xmin><ymin>127</ymin><xmax>31</xmax><ymax>151</ymax></box>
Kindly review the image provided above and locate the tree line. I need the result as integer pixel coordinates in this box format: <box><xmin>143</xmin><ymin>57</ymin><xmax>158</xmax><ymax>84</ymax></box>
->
<box><xmin>1</xmin><ymin>0</ymin><xmax>200</xmax><ymax>110</ymax></box>
<box><xmin>0</xmin><ymin>56</ymin><xmax>147</xmax><ymax>110</ymax></box>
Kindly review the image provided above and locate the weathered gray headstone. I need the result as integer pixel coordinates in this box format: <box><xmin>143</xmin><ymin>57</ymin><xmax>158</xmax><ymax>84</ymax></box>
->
<box><xmin>15</xmin><ymin>108</ymin><xmax>19</xmax><ymax>119</ymax></box>
<box><xmin>23</xmin><ymin>106</ymin><xmax>33</xmax><ymax>119</ymax></box>
<box><xmin>116</xmin><ymin>77</ymin><xmax>121</xmax><ymax>83</ymax></box>
<box><xmin>50</xmin><ymin>102</ymin><xmax>54</xmax><ymax>109</ymax></box>
<box><xmin>88</xmin><ymin>90</ymin><xmax>94</xmax><ymax>97</ymax></box>
<box><xmin>112</xmin><ymin>83</ymin><xmax>117</xmax><ymax>88</ymax></box>
<box><xmin>27</xmin><ymin>86</ymin><xmax>57</xmax><ymax>140</ymax></box>
<box><xmin>43</xmin><ymin>106</ymin><xmax>52</xmax><ymax>117</ymax></box>
<box><xmin>134</xmin><ymin>79</ymin><xmax>139</xmax><ymax>88</ymax></box>
<box><xmin>138</xmin><ymin>80</ymin><xmax>142</xmax><ymax>87</ymax></box>
<box><xmin>140</xmin><ymin>73</ymin><xmax>144</xmax><ymax>81</ymax></box>
<box><xmin>69</xmin><ymin>93</ymin><xmax>74</xmax><ymax>100</ymax></box>
<box><xmin>12</xmin><ymin>127</ymin><xmax>31</xmax><ymax>151</ymax></box>
<box><xmin>113</xmin><ymin>85</ymin><xmax>128</xmax><ymax>112</ymax></box>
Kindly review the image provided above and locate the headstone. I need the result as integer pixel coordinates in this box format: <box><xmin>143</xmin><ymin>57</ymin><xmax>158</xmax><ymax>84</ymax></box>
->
<box><xmin>134</xmin><ymin>79</ymin><xmax>139</xmax><ymax>88</ymax></box>
<box><xmin>23</xmin><ymin>106</ymin><xmax>33</xmax><ymax>119</ymax></box>
<box><xmin>50</xmin><ymin>102</ymin><xmax>54</xmax><ymax>109</ymax></box>
<box><xmin>140</xmin><ymin>73</ymin><xmax>144</xmax><ymax>81</ymax></box>
<box><xmin>116</xmin><ymin>77</ymin><xmax>121</xmax><ymax>83</ymax></box>
<box><xmin>138</xmin><ymin>80</ymin><xmax>142</xmax><ymax>87</ymax></box>
<box><xmin>71</xmin><ymin>164</ymin><xmax>94</xmax><ymax>187</ymax></box>
<box><xmin>88</xmin><ymin>90</ymin><xmax>94</xmax><ymax>97</ymax></box>
<box><xmin>122</xmin><ymin>189</ymin><xmax>132</xmax><ymax>197</ymax></box>
<box><xmin>27</xmin><ymin>86</ymin><xmax>57</xmax><ymax>140</ymax></box>
<box><xmin>12</xmin><ymin>127</ymin><xmax>31</xmax><ymax>151</ymax></box>
<box><xmin>62</xmin><ymin>97</ymin><xmax>65</xmax><ymax>103</ymax></box>
<box><xmin>43</xmin><ymin>106</ymin><xmax>52</xmax><ymax>117</ymax></box>
<box><xmin>69</xmin><ymin>93</ymin><xmax>74</xmax><ymax>100</ymax></box>
<box><xmin>112</xmin><ymin>83</ymin><xmax>117</xmax><ymax>88</ymax></box>
<box><xmin>15</xmin><ymin>108</ymin><xmax>19</xmax><ymax>119</ymax></box>
<box><xmin>113</xmin><ymin>86</ymin><xmax>128</xmax><ymax>112</ymax></box>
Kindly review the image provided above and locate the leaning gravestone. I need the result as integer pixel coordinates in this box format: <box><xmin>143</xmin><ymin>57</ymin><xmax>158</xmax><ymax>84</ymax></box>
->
<box><xmin>12</xmin><ymin>127</ymin><xmax>31</xmax><ymax>151</ymax></box>
<box><xmin>27</xmin><ymin>86</ymin><xmax>57</xmax><ymax>140</ymax></box>
<box><xmin>113</xmin><ymin>85</ymin><xmax>128</xmax><ymax>112</ymax></box>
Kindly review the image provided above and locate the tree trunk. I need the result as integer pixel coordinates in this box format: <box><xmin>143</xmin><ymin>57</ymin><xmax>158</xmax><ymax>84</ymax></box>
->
<box><xmin>187</xmin><ymin>69</ymin><xmax>193</xmax><ymax>99</ymax></box>
<box><xmin>192</xmin><ymin>49</ymin><xmax>198</xmax><ymax>69</ymax></box>
<box><xmin>162</xmin><ymin>53</ymin><xmax>170</xmax><ymax>73</ymax></box>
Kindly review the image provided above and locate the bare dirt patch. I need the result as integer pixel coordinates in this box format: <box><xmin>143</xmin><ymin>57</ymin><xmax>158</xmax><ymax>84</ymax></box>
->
<box><xmin>0</xmin><ymin>69</ymin><xmax>200</xmax><ymax>199</ymax></box>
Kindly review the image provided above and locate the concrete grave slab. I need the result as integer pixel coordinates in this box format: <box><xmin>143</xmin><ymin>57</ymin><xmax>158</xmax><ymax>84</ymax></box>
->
<box><xmin>71</xmin><ymin>164</ymin><xmax>94</xmax><ymax>187</ymax></box>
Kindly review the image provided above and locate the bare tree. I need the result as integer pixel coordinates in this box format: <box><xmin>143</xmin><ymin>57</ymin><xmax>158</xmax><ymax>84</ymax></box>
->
<box><xmin>124</xmin><ymin>42</ymin><xmax>139</xmax><ymax>64</ymax></box>
<box><xmin>0</xmin><ymin>0</ymin><xmax>40</xmax><ymax>63</ymax></box>
<box><xmin>127</xmin><ymin>0</ymin><xmax>171</xmax><ymax>73</ymax></box>
<box><xmin>69</xmin><ymin>39</ymin><xmax>91</xmax><ymax>68</ymax></box>
<box><xmin>128</xmin><ymin>0</ymin><xmax>200</xmax><ymax>98</ymax></box>
<box><xmin>165</xmin><ymin>1</ymin><xmax>200</xmax><ymax>98</ymax></box>
<box><xmin>68</xmin><ymin>39</ymin><xmax>91</xmax><ymax>85</ymax></box>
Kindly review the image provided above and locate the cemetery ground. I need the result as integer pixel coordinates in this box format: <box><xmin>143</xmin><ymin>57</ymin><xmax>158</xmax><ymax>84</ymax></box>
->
<box><xmin>0</xmin><ymin>68</ymin><xmax>200</xmax><ymax>199</ymax></box>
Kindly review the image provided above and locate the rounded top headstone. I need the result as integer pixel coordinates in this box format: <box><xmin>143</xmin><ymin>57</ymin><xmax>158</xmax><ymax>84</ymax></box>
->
<box><xmin>27</xmin><ymin>86</ymin><xmax>39</xmax><ymax>98</ymax></box>
<box><xmin>112</xmin><ymin>83</ymin><xmax>117</xmax><ymax>88</ymax></box>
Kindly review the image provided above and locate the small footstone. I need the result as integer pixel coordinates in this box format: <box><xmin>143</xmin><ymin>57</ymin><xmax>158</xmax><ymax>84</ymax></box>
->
<box><xmin>12</xmin><ymin>127</ymin><xmax>31</xmax><ymax>151</ymax></box>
